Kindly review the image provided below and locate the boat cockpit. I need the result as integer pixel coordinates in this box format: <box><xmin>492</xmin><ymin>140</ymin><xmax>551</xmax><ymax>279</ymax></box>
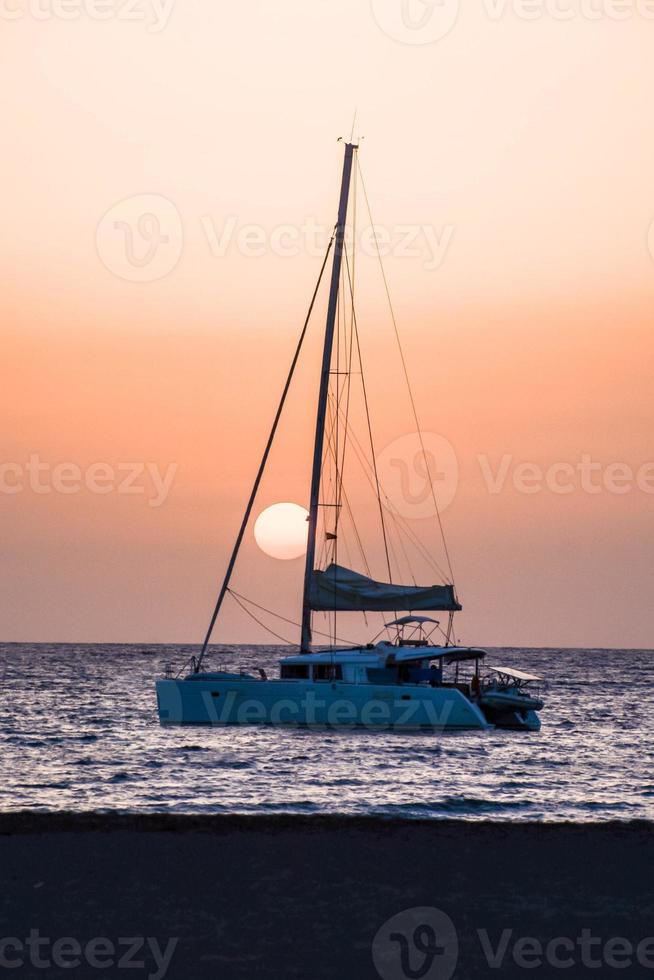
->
<box><xmin>277</xmin><ymin>637</ymin><xmax>487</xmax><ymax>695</ymax></box>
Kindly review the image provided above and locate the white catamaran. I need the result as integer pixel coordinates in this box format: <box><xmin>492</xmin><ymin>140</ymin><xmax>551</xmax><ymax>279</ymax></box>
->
<box><xmin>156</xmin><ymin>141</ymin><xmax>544</xmax><ymax>732</ymax></box>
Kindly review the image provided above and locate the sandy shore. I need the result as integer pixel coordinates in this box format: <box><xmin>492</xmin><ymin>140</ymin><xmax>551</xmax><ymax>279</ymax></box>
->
<box><xmin>1</xmin><ymin>814</ymin><xmax>653</xmax><ymax>979</ymax></box>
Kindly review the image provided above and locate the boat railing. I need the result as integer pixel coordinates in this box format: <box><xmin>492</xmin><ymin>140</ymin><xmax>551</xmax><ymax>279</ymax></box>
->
<box><xmin>481</xmin><ymin>675</ymin><xmax>544</xmax><ymax>699</ymax></box>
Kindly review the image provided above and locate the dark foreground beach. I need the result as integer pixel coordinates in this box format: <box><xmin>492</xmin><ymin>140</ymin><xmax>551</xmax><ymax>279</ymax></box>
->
<box><xmin>1</xmin><ymin>814</ymin><xmax>653</xmax><ymax>979</ymax></box>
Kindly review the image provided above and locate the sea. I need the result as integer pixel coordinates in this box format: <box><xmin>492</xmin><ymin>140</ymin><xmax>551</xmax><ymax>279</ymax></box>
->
<box><xmin>1</xmin><ymin>644</ymin><xmax>652</xmax><ymax>821</ymax></box>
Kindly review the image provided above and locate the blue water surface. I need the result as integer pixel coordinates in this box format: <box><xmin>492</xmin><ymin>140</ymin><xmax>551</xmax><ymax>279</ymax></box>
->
<box><xmin>0</xmin><ymin>644</ymin><xmax>652</xmax><ymax>821</ymax></box>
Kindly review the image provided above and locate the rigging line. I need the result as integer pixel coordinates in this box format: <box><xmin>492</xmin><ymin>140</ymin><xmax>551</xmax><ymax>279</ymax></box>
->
<box><xmin>195</xmin><ymin>230</ymin><xmax>336</xmax><ymax>672</ymax></box>
<box><xmin>318</xmin><ymin>398</ymin><xmax>339</xmax><ymax>570</ymax></box>
<box><xmin>342</xmin><ymin>238</ymin><xmax>394</xmax><ymax>588</ymax></box>
<box><xmin>325</xmin><ymin>188</ymin><xmax>355</xmax><ymax>568</ymax></box>
<box><xmin>332</xmin><ymin>378</ymin><xmax>408</xmax><ymax>588</ymax></box>
<box><xmin>335</xmin><ymin>333</ymin><xmax>354</xmax><ymax>538</ymax></box>
<box><xmin>333</xmin><ymin>252</ymin><xmax>345</xmax><ymax>638</ymax></box>
<box><xmin>339</xmin><ymin>482</ymin><xmax>372</xmax><ymax>577</ymax></box>
<box><xmin>227</xmin><ymin>589</ymin><xmax>361</xmax><ymax>647</ymax></box>
<box><xmin>321</xmin><ymin>395</ymin><xmax>376</xmax><ymax>636</ymax></box>
<box><xmin>343</xmin><ymin>242</ymin><xmax>398</xmax><ymax>637</ymax></box>
<box><xmin>327</xmin><ymin>397</ymin><xmax>370</xmax><ymax>575</ymax></box>
<box><xmin>227</xmin><ymin>590</ymin><xmax>297</xmax><ymax>646</ymax></box>
<box><xmin>323</xmin><ymin>393</ymin><xmax>372</xmax><ymax>577</ymax></box>
<box><xmin>357</xmin><ymin>159</ymin><xmax>456</xmax><ymax>588</ymax></box>
<box><xmin>378</xmin><ymin>472</ymin><xmax>418</xmax><ymax>585</ymax></box>
<box><xmin>333</xmin><ymin>221</ymin><xmax>352</xmax><ymax>659</ymax></box>
<box><xmin>322</xmin><ymin>394</ymin><xmax>366</xmax><ymax>645</ymax></box>
<box><xmin>336</xmin><ymin>511</ymin><xmax>355</xmax><ymax>576</ymax></box>
<box><xmin>333</xmin><ymin>256</ymin><xmax>342</xmax><ymax>559</ymax></box>
<box><xmin>320</xmin><ymin>396</ymin><xmax>362</xmax><ymax>584</ymax></box>
<box><xmin>331</xmin><ymin>401</ymin><xmax>449</xmax><ymax>581</ymax></box>
<box><xmin>337</xmin><ymin>273</ymin><xmax>450</xmax><ymax>587</ymax></box>
<box><xmin>319</xmin><ymin>384</ymin><xmax>343</xmax><ymax>499</ymax></box>
<box><xmin>385</xmin><ymin>501</ymin><xmax>418</xmax><ymax>586</ymax></box>
<box><xmin>336</xmin><ymin>162</ymin><xmax>357</xmax><ymax>540</ymax></box>
<box><xmin>330</xmin><ymin>321</ymin><xmax>450</xmax><ymax>583</ymax></box>
<box><xmin>334</xmin><ymin>410</ymin><xmax>420</xmax><ymax>570</ymax></box>
<box><xmin>314</xmin><ymin>382</ymin><xmax>344</xmax><ymax>573</ymax></box>
<box><xmin>386</xmin><ymin>500</ymin><xmax>448</xmax><ymax>581</ymax></box>
<box><xmin>319</xmin><ymin>352</ymin><xmax>359</xmax><ymax>544</ymax></box>
<box><xmin>337</xmin><ymin>312</ymin><xmax>355</xmax><ymax>505</ymax></box>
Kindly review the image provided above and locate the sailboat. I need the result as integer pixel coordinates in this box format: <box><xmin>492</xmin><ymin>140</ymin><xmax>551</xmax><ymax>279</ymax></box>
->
<box><xmin>156</xmin><ymin>141</ymin><xmax>544</xmax><ymax>732</ymax></box>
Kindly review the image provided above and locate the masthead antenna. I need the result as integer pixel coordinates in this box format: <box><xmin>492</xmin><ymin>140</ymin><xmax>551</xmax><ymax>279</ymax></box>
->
<box><xmin>349</xmin><ymin>108</ymin><xmax>358</xmax><ymax>144</ymax></box>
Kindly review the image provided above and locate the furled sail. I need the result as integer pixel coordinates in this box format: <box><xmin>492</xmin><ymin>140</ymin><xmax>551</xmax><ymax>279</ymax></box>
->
<box><xmin>309</xmin><ymin>563</ymin><xmax>461</xmax><ymax>613</ymax></box>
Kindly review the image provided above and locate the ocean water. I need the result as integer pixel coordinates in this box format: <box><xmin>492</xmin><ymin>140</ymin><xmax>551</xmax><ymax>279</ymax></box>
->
<box><xmin>1</xmin><ymin>644</ymin><xmax>652</xmax><ymax>821</ymax></box>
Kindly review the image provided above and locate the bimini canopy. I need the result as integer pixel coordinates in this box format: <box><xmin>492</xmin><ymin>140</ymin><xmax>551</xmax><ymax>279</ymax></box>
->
<box><xmin>385</xmin><ymin>615</ymin><xmax>440</xmax><ymax>627</ymax></box>
<box><xmin>488</xmin><ymin>665</ymin><xmax>542</xmax><ymax>683</ymax></box>
<box><xmin>391</xmin><ymin>647</ymin><xmax>486</xmax><ymax>665</ymax></box>
<box><xmin>309</xmin><ymin>564</ymin><xmax>461</xmax><ymax>613</ymax></box>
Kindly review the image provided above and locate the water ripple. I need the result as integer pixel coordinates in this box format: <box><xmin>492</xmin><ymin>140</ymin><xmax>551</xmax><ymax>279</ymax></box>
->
<box><xmin>0</xmin><ymin>643</ymin><xmax>652</xmax><ymax>821</ymax></box>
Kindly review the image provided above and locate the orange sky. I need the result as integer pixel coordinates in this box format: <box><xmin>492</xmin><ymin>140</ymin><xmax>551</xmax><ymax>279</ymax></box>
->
<box><xmin>2</xmin><ymin>4</ymin><xmax>653</xmax><ymax>647</ymax></box>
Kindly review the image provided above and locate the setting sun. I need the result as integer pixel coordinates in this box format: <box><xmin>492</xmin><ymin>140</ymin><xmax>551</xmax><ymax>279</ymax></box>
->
<box><xmin>253</xmin><ymin>502</ymin><xmax>309</xmax><ymax>561</ymax></box>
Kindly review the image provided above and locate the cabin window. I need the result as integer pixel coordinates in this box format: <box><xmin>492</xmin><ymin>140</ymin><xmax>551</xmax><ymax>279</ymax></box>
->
<box><xmin>366</xmin><ymin>667</ymin><xmax>397</xmax><ymax>684</ymax></box>
<box><xmin>312</xmin><ymin>664</ymin><xmax>343</xmax><ymax>681</ymax></box>
<box><xmin>280</xmin><ymin>665</ymin><xmax>310</xmax><ymax>679</ymax></box>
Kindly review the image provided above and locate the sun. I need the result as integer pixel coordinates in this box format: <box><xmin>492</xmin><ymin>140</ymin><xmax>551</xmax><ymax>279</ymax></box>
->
<box><xmin>253</xmin><ymin>502</ymin><xmax>309</xmax><ymax>560</ymax></box>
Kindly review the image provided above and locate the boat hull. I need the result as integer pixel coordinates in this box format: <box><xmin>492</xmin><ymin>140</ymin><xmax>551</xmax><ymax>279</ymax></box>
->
<box><xmin>485</xmin><ymin>708</ymin><xmax>541</xmax><ymax>732</ymax></box>
<box><xmin>156</xmin><ymin>676</ymin><xmax>490</xmax><ymax>730</ymax></box>
<box><xmin>479</xmin><ymin>690</ymin><xmax>543</xmax><ymax>731</ymax></box>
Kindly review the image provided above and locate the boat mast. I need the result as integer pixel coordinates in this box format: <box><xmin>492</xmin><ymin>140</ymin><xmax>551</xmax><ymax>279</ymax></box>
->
<box><xmin>301</xmin><ymin>140</ymin><xmax>356</xmax><ymax>651</ymax></box>
<box><xmin>192</xmin><ymin>233</ymin><xmax>336</xmax><ymax>674</ymax></box>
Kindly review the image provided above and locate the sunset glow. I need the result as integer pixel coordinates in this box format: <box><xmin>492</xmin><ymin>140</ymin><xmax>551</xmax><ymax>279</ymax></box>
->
<box><xmin>1</xmin><ymin>5</ymin><xmax>653</xmax><ymax>647</ymax></box>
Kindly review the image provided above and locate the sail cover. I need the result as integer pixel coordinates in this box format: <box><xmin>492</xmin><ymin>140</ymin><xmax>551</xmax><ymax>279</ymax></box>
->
<box><xmin>309</xmin><ymin>564</ymin><xmax>461</xmax><ymax>613</ymax></box>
